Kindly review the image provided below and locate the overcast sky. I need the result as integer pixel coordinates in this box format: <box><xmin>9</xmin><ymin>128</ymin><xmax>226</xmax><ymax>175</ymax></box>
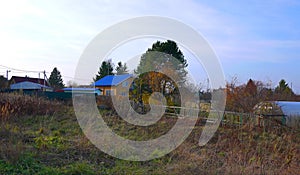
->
<box><xmin>0</xmin><ymin>0</ymin><xmax>299</xmax><ymax>93</ymax></box>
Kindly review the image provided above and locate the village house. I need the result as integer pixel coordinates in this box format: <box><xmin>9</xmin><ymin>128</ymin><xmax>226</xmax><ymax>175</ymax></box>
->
<box><xmin>9</xmin><ymin>76</ymin><xmax>52</xmax><ymax>91</ymax></box>
<box><xmin>92</xmin><ymin>74</ymin><xmax>133</xmax><ymax>96</ymax></box>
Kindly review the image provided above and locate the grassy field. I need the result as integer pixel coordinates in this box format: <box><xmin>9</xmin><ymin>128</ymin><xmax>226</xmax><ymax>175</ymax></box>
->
<box><xmin>0</xmin><ymin>93</ymin><xmax>299</xmax><ymax>174</ymax></box>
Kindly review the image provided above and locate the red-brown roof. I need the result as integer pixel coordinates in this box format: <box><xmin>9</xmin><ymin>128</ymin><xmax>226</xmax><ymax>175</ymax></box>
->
<box><xmin>10</xmin><ymin>76</ymin><xmax>50</xmax><ymax>86</ymax></box>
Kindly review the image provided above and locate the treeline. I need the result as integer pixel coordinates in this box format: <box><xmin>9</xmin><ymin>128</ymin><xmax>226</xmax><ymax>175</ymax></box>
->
<box><xmin>94</xmin><ymin>60</ymin><xmax>128</xmax><ymax>81</ymax></box>
<box><xmin>225</xmin><ymin>78</ymin><xmax>297</xmax><ymax>113</ymax></box>
<box><xmin>94</xmin><ymin>40</ymin><xmax>188</xmax><ymax>107</ymax></box>
<box><xmin>2</xmin><ymin>39</ymin><xmax>298</xmax><ymax>114</ymax></box>
<box><xmin>92</xmin><ymin>40</ymin><xmax>299</xmax><ymax>113</ymax></box>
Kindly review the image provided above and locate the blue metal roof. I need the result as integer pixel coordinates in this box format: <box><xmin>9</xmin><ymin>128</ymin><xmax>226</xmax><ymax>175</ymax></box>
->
<box><xmin>63</xmin><ymin>88</ymin><xmax>101</xmax><ymax>91</ymax></box>
<box><xmin>275</xmin><ymin>101</ymin><xmax>300</xmax><ymax>116</ymax></box>
<box><xmin>62</xmin><ymin>87</ymin><xmax>101</xmax><ymax>95</ymax></box>
<box><xmin>10</xmin><ymin>81</ymin><xmax>52</xmax><ymax>90</ymax></box>
<box><xmin>92</xmin><ymin>74</ymin><xmax>133</xmax><ymax>87</ymax></box>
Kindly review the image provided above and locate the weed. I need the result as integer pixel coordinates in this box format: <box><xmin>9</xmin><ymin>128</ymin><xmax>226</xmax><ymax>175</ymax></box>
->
<box><xmin>0</xmin><ymin>93</ymin><xmax>299</xmax><ymax>174</ymax></box>
<box><xmin>61</xmin><ymin>162</ymin><xmax>96</xmax><ymax>175</ymax></box>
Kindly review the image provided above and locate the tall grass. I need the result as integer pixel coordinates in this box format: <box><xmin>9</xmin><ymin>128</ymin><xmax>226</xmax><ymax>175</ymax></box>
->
<box><xmin>0</xmin><ymin>93</ymin><xmax>299</xmax><ymax>174</ymax></box>
<box><xmin>0</xmin><ymin>92</ymin><xmax>64</xmax><ymax>120</ymax></box>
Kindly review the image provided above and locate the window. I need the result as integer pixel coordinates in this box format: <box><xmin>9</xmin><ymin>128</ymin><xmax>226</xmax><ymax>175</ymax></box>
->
<box><xmin>105</xmin><ymin>89</ymin><xmax>114</xmax><ymax>96</ymax></box>
<box><xmin>122</xmin><ymin>81</ymin><xmax>128</xmax><ymax>87</ymax></box>
<box><xmin>121</xmin><ymin>92</ymin><xmax>126</xmax><ymax>96</ymax></box>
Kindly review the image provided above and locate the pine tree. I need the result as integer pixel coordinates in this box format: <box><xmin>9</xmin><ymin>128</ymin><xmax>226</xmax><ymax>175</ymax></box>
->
<box><xmin>49</xmin><ymin>67</ymin><xmax>64</xmax><ymax>89</ymax></box>
<box><xmin>115</xmin><ymin>61</ymin><xmax>128</xmax><ymax>75</ymax></box>
<box><xmin>136</xmin><ymin>40</ymin><xmax>187</xmax><ymax>80</ymax></box>
<box><xmin>134</xmin><ymin>40</ymin><xmax>188</xmax><ymax>94</ymax></box>
<box><xmin>94</xmin><ymin>60</ymin><xmax>114</xmax><ymax>81</ymax></box>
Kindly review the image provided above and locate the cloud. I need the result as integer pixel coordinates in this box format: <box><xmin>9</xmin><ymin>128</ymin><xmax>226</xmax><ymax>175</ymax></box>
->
<box><xmin>0</xmin><ymin>0</ymin><xmax>299</xmax><ymax>92</ymax></box>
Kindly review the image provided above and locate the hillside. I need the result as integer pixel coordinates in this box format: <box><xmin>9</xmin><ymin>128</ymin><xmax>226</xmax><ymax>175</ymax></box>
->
<box><xmin>0</xmin><ymin>93</ymin><xmax>299</xmax><ymax>174</ymax></box>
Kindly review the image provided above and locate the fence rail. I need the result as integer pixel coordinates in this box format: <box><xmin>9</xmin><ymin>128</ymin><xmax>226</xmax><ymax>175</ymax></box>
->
<box><xmin>3</xmin><ymin>91</ymin><xmax>292</xmax><ymax>128</ymax></box>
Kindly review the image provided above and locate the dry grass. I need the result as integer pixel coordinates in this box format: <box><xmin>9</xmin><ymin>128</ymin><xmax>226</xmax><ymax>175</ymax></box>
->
<box><xmin>0</xmin><ymin>92</ymin><xmax>64</xmax><ymax>121</ymax></box>
<box><xmin>167</xmin><ymin>123</ymin><xmax>300</xmax><ymax>174</ymax></box>
<box><xmin>0</xmin><ymin>93</ymin><xmax>299</xmax><ymax>174</ymax></box>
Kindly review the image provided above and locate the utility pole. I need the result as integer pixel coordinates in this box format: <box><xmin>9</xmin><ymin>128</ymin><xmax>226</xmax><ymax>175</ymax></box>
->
<box><xmin>206</xmin><ymin>78</ymin><xmax>210</xmax><ymax>92</ymax></box>
<box><xmin>6</xmin><ymin>70</ymin><xmax>11</xmax><ymax>80</ymax></box>
<box><xmin>291</xmin><ymin>82</ymin><xmax>293</xmax><ymax>98</ymax></box>
<box><xmin>43</xmin><ymin>70</ymin><xmax>46</xmax><ymax>91</ymax></box>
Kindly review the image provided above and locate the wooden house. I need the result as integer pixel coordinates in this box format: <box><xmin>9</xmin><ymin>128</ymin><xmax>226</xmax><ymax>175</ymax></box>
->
<box><xmin>93</xmin><ymin>74</ymin><xmax>133</xmax><ymax>96</ymax></box>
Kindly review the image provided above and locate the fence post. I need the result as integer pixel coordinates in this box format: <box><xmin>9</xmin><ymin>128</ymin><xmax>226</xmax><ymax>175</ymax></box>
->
<box><xmin>240</xmin><ymin>114</ymin><xmax>243</xmax><ymax>125</ymax></box>
<box><xmin>281</xmin><ymin>115</ymin><xmax>286</xmax><ymax>125</ymax></box>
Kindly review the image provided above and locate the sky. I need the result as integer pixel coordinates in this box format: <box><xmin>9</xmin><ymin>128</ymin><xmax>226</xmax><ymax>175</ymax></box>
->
<box><xmin>0</xmin><ymin>0</ymin><xmax>299</xmax><ymax>93</ymax></box>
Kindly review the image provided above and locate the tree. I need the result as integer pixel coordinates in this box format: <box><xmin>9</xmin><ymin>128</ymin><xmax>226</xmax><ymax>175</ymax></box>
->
<box><xmin>94</xmin><ymin>60</ymin><xmax>114</xmax><ymax>81</ymax></box>
<box><xmin>135</xmin><ymin>40</ymin><xmax>187</xmax><ymax>94</ymax></box>
<box><xmin>275</xmin><ymin>79</ymin><xmax>290</xmax><ymax>93</ymax></box>
<box><xmin>133</xmin><ymin>40</ymin><xmax>188</xmax><ymax>105</ymax></box>
<box><xmin>245</xmin><ymin>79</ymin><xmax>257</xmax><ymax>96</ymax></box>
<box><xmin>115</xmin><ymin>61</ymin><xmax>128</xmax><ymax>75</ymax></box>
<box><xmin>0</xmin><ymin>75</ymin><xmax>9</xmax><ymax>89</ymax></box>
<box><xmin>225</xmin><ymin>78</ymin><xmax>270</xmax><ymax>112</ymax></box>
<box><xmin>49</xmin><ymin>67</ymin><xmax>64</xmax><ymax>89</ymax></box>
<box><xmin>67</xmin><ymin>80</ymin><xmax>78</xmax><ymax>87</ymax></box>
<box><xmin>225</xmin><ymin>78</ymin><xmax>298</xmax><ymax>112</ymax></box>
<box><xmin>274</xmin><ymin>79</ymin><xmax>294</xmax><ymax>100</ymax></box>
<box><xmin>136</xmin><ymin>40</ymin><xmax>188</xmax><ymax>83</ymax></box>
<box><xmin>241</xmin><ymin>79</ymin><xmax>260</xmax><ymax>112</ymax></box>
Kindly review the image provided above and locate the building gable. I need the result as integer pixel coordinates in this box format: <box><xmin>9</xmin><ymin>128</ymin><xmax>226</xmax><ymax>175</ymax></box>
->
<box><xmin>10</xmin><ymin>76</ymin><xmax>50</xmax><ymax>86</ymax></box>
<box><xmin>93</xmin><ymin>74</ymin><xmax>133</xmax><ymax>87</ymax></box>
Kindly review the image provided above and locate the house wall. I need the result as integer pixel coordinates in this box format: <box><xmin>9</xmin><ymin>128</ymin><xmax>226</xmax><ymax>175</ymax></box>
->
<box><xmin>95</xmin><ymin>86</ymin><xmax>115</xmax><ymax>96</ymax></box>
<box><xmin>96</xmin><ymin>77</ymin><xmax>133</xmax><ymax>96</ymax></box>
<box><xmin>115</xmin><ymin>77</ymin><xmax>133</xmax><ymax>96</ymax></box>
